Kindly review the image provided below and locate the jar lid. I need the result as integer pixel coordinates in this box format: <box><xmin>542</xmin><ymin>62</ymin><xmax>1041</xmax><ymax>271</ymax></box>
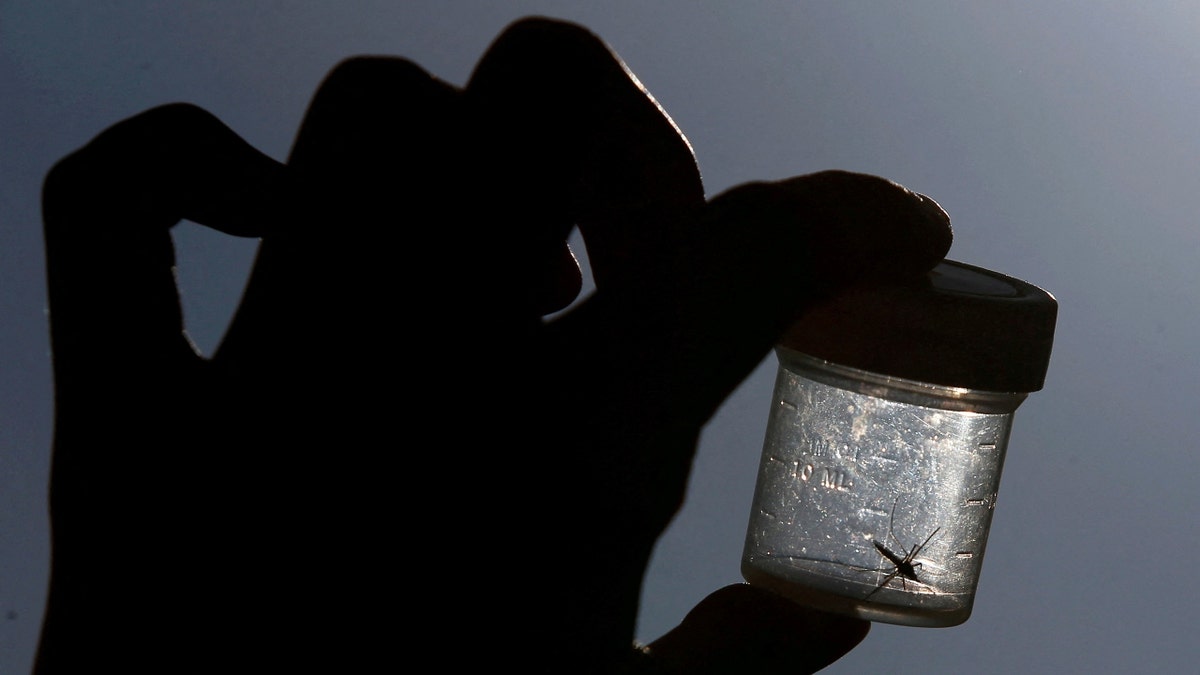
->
<box><xmin>778</xmin><ymin>259</ymin><xmax>1058</xmax><ymax>392</ymax></box>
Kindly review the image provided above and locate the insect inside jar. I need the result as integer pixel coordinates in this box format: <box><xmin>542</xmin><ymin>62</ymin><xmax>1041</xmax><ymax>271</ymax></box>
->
<box><xmin>861</xmin><ymin>499</ymin><xmax>943</xmax><ymax>601</ymax></box>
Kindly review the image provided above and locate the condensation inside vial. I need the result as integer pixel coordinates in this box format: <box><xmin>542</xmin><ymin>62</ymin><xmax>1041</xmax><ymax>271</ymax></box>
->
<box><xmin>741</xmin><ymin>351</ymin><xmax>1027</xmax><ymax>628</ymax></box>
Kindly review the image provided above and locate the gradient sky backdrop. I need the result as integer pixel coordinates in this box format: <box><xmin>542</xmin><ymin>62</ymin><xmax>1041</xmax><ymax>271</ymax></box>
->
<box><xmin>3</xmin><ymin>2</ymin><xmax>1197</xmax><ymax>672</ymax></box>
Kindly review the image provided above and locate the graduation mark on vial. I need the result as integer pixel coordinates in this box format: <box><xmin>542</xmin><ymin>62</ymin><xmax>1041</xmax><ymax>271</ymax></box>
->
<box><xmin>864</xmin><ymin>501</ymin><xmax>941</xmax><ymax>600</ymax></box>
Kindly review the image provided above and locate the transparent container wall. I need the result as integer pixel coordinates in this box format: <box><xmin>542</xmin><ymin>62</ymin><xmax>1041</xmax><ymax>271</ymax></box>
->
<box><xmin>741</xmin><ymin>350</ymin><xmax>1027</xmax><ymax>628</ymax></box>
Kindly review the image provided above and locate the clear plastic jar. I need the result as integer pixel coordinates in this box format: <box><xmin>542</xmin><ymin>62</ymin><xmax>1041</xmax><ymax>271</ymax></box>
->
<box><xmin>741</xmin><ymin>260</ymin><xmax>1057</xmax><ymax>627</ymax></box>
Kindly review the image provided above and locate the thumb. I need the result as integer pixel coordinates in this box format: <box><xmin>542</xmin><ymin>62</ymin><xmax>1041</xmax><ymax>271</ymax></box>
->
<box><xmin>642</xmin><ymin>584</ymin><xmax>870</xmax><ymax>674</ymax></box>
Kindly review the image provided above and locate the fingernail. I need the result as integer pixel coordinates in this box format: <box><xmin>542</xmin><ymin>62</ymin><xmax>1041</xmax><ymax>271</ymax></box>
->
<box><xmin>914</xmin><ymin>191</ymin><xmax>951</xmax><ymax>226</ymax></box>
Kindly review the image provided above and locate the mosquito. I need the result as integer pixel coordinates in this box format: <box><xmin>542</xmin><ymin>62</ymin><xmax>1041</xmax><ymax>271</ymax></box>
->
<box><xmin>864</xmin><ymin>500</ymin><xmax>941</xmax><ymax>600</ymax></box>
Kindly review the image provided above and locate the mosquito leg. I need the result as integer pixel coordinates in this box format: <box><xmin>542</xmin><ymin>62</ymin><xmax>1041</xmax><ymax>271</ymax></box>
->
<box><xmin>865</xmin><ymin>568</ymin><xmax>900</xmax><ymax>600</ymax></box>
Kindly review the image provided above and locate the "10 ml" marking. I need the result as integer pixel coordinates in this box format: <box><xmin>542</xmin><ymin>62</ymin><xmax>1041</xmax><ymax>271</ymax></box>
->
<box><xmin>798</xmin><ymin>463</ymin><xmax>853</xmax><ymax>492</ymax></box>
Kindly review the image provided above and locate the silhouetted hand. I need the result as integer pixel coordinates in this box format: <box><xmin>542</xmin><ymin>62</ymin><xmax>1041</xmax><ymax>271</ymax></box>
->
<box><xmin>35</xmin><ymin>17</ymin><xmax>951</xmax><ymax>674</ymax></box>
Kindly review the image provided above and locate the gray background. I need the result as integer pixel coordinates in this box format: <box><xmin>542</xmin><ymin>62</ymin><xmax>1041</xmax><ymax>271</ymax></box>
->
<box><xmin>3</xmin><ymin>2</ymin><xmax>1196</xmax><ymax>672</ymax></box>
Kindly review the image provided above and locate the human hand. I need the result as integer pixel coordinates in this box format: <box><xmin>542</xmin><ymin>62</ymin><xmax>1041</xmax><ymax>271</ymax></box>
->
<box><xmin>36</xmin><ymin>16</ymin><xmax>951</xmax><ymax>674</ymax></box>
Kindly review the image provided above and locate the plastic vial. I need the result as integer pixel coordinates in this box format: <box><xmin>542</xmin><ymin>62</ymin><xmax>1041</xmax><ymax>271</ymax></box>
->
<box><xmin>741</xmin><ymin>259</ymin><xmax>1057</xmax><ymax>628</ymax></box>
